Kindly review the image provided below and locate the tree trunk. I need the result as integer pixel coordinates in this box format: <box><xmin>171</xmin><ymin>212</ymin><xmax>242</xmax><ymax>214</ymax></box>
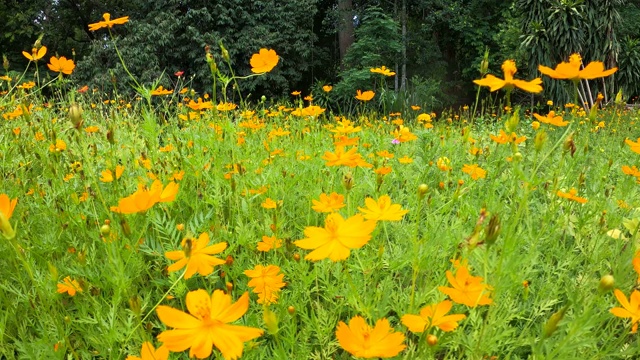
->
<box><xmin>338</xmin><ymin>0</ymin><xmax>354</xmax><ymax>70</ymax></box>
<box><xmin>401</xmin><ymin>0</ymin><xmax>407</xmax><ymax>91</ymax></box>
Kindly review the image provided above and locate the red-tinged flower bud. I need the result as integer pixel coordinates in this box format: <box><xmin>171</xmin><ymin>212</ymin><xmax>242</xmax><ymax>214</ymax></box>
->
<box><xmin>293</xmin><ymin>253</ymin><xmax>301</xmax><ymax>262</ymax></box>
<box><xmin>287</xmin><ymin>306</ymin><xmax>295</xmax><ymax>315</ymax></box>
<box><xmin>226</xmin><ymin>282</ymin><xmax>233</xmax><ymax>292</ymax></box>
<box><xmin>225</xmin><ymin>255</ymin><xmax>234</xmax><ymax>266</ymax></box>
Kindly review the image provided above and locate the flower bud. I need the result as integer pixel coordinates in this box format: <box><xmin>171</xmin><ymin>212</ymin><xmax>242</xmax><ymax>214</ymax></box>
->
<box><xmin>484</xmin><ymin>214</ymin><xmax>500</xmax><ymax>246</ymax></box>
<box><xmin>287</xmin><ymin>306</ymin><xmax>295</xmax><ymax>315</ymax></box>
<box><xmin>0</xmin><ymin>211</ymin><xmax>15</xmax><ymax>240</ymax></box>
<box><xmin>426</xmin><ymin>334</ymin><xmax>438</xmax><ymax>346</ymax></box>
<box><xmin>534</xmin><ymin>129</ymin><xmax>547</xmax><ymax>153</ymax></box>
<box><xmin>418</xmin><ymin>184</ymin><xmax>428</xmax><ymax>199</ymax></box>
<box><xmin>100</xmin><ymin>224</ymin><xmax>111</xmax><ymax>236</ymax></box>
<box><xmin>226</xmin><ymin>282</ymin><xmax>233</xmax><ymax>292</ymax></box>
<box><xmin>599</xmin><ymin>274</ymin><xmax>615</xmax><ymax>292</ymax></box>
<box><xmin>219</xmin><ymin>41</ymin><xmax>230</xmax><ymax>63</ymax></box>
<box><xmin>343</xmin><ymin>172</ymin><xmax>354</xmax><ymax>191</ymax></box>
<box><xmin>505</xmin><ymin>108</ymin><xmax>520</xmax><ymax>133</ymax></box>
<box><xmin>263</xmin><ymin>307</ymin><xmax>279</xmax><ymax>335</ymax></box>
<box><xmin>2</xmin><ymin>54</ymin><xmax>9</xmax><ymax>72</ymax></box>
<box><xmin>69</xmin><ymin>103</ymin><xmax>83</xmax><ymax>129</ymax></box>
<box><xmin>543</xmin><ymin>305</ymin><xmax>568</xmax><ymax>338</ymax></box>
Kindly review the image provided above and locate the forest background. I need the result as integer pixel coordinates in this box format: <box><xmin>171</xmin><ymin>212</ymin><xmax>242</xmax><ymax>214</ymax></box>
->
<box><xmin>2</xmin><ymin>0</ymin><xmax>640</xmax><ymax>111</ymax></box>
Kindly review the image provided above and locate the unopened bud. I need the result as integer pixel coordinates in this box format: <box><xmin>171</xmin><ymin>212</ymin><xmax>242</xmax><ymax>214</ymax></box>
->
<box><xmin>100</xmin><ymin>224</ymin><xmax>111</xmax><ymax>236</ymax></box>
<box><xmin>287</xmin><ymin>306</ymin><xmax>295</xmax><ymax>315</ymax></box>
<box><xmin>426</xmin><ymin>334</ymin><xmax>438</xmax><ymax>346</ymax></box>
<box><xmin>225</xmin><ymin>255</ymin><xmax>234</xmax><ymax>266</ymax></box>
<box><xmin>128</xmin><ymin>295</ymin><xmax>141</xmax><ymax>316</ymax></box>
<box><xmin>543</xmin><ymin>305</ymin><xmax>569</xmax><ymax>338</ymax></box>
<box><xmin>418</xmin><ymin>184</ymin><xmax>428</xmax><ymax>199</ymax></box>
<box><xmin>219</xmin><ymin>41</ymin><xmax>230</xmax><ymax>62</ymax></box>
<box><xmin>0</xmin><ymin>211</ymin><xmax>15</xmax><ymax>240</ymax></box>
<box><xmin>484</xmin><ymin>214</ymin><xmax>500</xmax><ymax>246</ymax></box>
<box><xmin>69</xmin><ymin>103</ymin><xmax>83</xmax><ymax>129</ymax></box>
<box><xmin>2</xmin><ymin>55</ymin><xmax>9</xmax><ymax>72</ymax></box>
<box><xmin>534</xmin><ymin>129</ymin><xmax>547</xmax><ymax>153</ymax></box>
<box><xmin>599</xmin><ymin>275</ymin><xmax>615</xmax><ymax>292</ymax></box>
<box><xmin>343</xmin><ymin>173</ymin><xmax>354</xmax><ymax>191</ymax></box>
<box><xmin>293</xmin><ymin>253</ymin><xmax>301</xmax><ymax>262</ymax></box>
<box><xmin>226</xmin><ymin>282</ymin><xmax>233</xmax><ymax>292</ymax></box>
<box><xmin>263</xmin><ymin>307</ymin><xmax>279</xmax><ymax>335</ymax></box>
<box><xmin>563</xmin><ymin>133</ymin><xmax>576</xmax><ymax>157</ymax></box>
<box><xmin>505</xmin><ymin>108</ymin><xmax>520</xmax><ymax>133</ymax></box>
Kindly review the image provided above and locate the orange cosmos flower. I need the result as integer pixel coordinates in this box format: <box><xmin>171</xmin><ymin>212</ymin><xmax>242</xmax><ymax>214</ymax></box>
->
<box><xmin>462</xmin><ymin>164</ymin><xmax>487</xmax><ymax>180</ymax></box>
<box><xmin>187</xmin><ymin>98</ymin><xmax>214</xmax><ymax>111</ymax></box>
<box><xmin>294</xmin><ymin>213</ymin><xmax>376</xmax><ymax>261</ymax></box>
<box><xmin>165</xmin><ymin>233</ymin><xmax>227</xmax><ymax>279</ymax></box>
<box><xmin>111</xmin><ymin>180</ymin><xmax>179</xmax><ymax>214</ymax></box>
<box><xmin>322</xmin><ymin>146</ymin><xmax>372</xmax><ymax>168</ymax></box>
<box><xmin>156</xmin><ymin>289</ymin><xmax>263</xmax><ymax>359</ymax></box>
<box><xmin>100</xmin><ymin>165</ymin><xmax>124</xmax><ymax>182</ymax></box>
<box><xmin>336</xmin><ymin>315</ymin><xmax>406</xmax><ymax>358</ymax></box>
<box><xmin>474</xmin><ymin>60</ymin><xmax>542</xmax><ymax>93</ymax></box>
<box><xmin>358</xmin><ymin>195</ymin><xmax>408</xmax><ymax>222</ymax></box>
<box><xmin>355</xmin><ymin>90</ymin><xmax>375</xmax><ymax>101</ymax></box>
<box><xmin>611</xmin><ymin>289</ymin><xmax>640</xmax><ymax>333</ymax></box>
<box><xmin>621</xmin><ymin>165</ymin><xmax>640</xmax><ymax>178</ymax></box>
<box><xmin>22</xmin><ymin>46</ymin><xmax>47</xmax><ymax>61</ymax></box>
<box><xmin>323</xmin><ymin>85</ymin><xmax>333</xmax><ymax>92</ymax></box>
<box><xmin>556</xmin><ymin>188</ymin><xmax>587</xmax><ymax>203</ymax></box>
<box><xmin>151</xmin><ymin>86</ymin><xmax>172</xmax><ymax>96</ymax></box>
<box><xmin>398</xmin><ymin>155</ymin><xmax>413</xmax><ymax>164</ymax></box>
<box><xmin>312</xmin><ymin>192</ymin><xmax>346</xmax><ymax>213</ymax></box>
<box><xmin>490</xmin><ymin>129</ymin><xmax>526</xmax><ymax>145</ymax></box>
<box><xmin>57</xmin><ymin>276</ymin><xmax>82</xmax><ymax>296</ymax></box>
<box><xmin>256</xmin><ymin>235</ymin><xmax>283</xmax><ymax>252</ymax></box>
<box><xmin>539</xmin><ymin>53</ymin><xmax>617</xmax><ymax>81</ymax></box>
<box><xmin>89</xmin><ymin>13</ymin><xmax>130</xmax><ymax>31</ymax></box>
<box><xmin>401</xmin><ymin>300</ymin><xmax>467</xmax><ymax>333</ymax></box>
<box><xmin>0</xmin><ymin>194</ymin><xmax>17</xmax><ymax>239</ymax></box>
<box><xmin>244</xmin><ymin>264</ymin><xmax>286</xmax><ymax>305</ymax></box>
<box><xmin>438</xmin><ymin>261</ymin><xmax>493</xmax><ymax>307</ymax></box>
<box><xmin>625</xmin><ymin>138</ymin><xmax>640</xmax><ymax>154</ymax></box>
<box><xmin>633</xmin><ymin>250</ymin><xmax>640</xmax><ymax>283</ymax></box>
<box><xmin>533</xmin><ymin>111</ymin><xmax>569</xmax><ymax>127</ymax></box>
<box><xmin>376</xmin><ymin>150</ymin><xmax>394</xmax><ymax>159</ymax></box>
<box><xmin>391</xmin><ymin>125</ymin><xmax>417</xmax><ymax>142</ymax></box>
<box><xmin>217</xmin><ymin>102</ymin><xmax>238</xmax><ymax>111</ymax></box>
<box><xmin>261</xmin><ymin>198</ymin><xmax>277</xmax><ymax>209</ymax></box>
<box><xmin>49</xmin><ymin>139</ymin><xmax>67</xmax><ymax>152</ymax></box>
<box><xmin>126</xmin><ymin>342</ymin><xmax>169</xmax><ymax>360</ymax></box>
<box><xmin>370</xmin><ymin>66</ymin><xmax>396</xmax><ymax>76</ymax></box>
<box><xmin>250</xmin><ymin>48</ymin><xmax>279</xmax><ymax>73</ymax></box>
<box><xmin>47</xmin><ymin>56</ymin><xmax>75</xmax><ymax>75</ymax></box>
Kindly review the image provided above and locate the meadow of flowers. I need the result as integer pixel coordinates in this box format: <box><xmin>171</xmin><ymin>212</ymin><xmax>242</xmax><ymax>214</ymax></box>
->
<box><xmin>2</xmin><ymin>12</ymin><xmax>640</xmax><ymax>360</ymax></box>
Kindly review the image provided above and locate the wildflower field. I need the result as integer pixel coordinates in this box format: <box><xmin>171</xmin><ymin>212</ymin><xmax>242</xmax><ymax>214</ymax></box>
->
<box><xmin>3</xmin><ymin>11</ymin><xmax>640</xmax><ymax>360</ymax></box>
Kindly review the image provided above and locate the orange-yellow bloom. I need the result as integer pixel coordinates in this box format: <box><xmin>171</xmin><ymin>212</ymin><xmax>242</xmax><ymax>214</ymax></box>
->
<box><xmin>462</xmin><ymin>164</ymin><xmax>487</xmax><ymax>180</ymax></box>
<box><xmin>100</xmin><ymin>165</ymin><xmax>124</xmax><ymax>182</ymax></box>
<box><xmin>556</xmin><ymin>188</ymin><xmax>588</xmax><ymax>204</ymax></box>
<box><xmin>322</xmin><ymin>146</ymin><xmax>372</xmax><ymax>168</ymax></box>
<box><xmin>57</xmin><ymin>276</ymin><xmax>82</xmax><ymax>296</ymax></box>
<box><xmin>126</xmin><ymin>342</ymin><xmax>169</xmax><ymax>360</ymax></box>
<box><xmin>401</xmin><ymin>300</ymin><xmax>466</xmax><ymax>333</ymax></box>
<box><xmin>156</xmin><ymin>290</ymin><xmax>263</xmax><ymax>359</ymax></box>
<box><xmin>165</xmin><ymin>233</ymin><xmax>227</xmax><ymax>279</ymax></box>
<box><xmin>0</xmin><ymin>194</ymin><xmax>17</xmax><ymax>220</ymax></box>
<box><xmin>474</xmin><ymin>60</ymin><xmax>542</xmax><ymax>93</ymax></box>
<box><xmin>111</xmin><ymin>180</ymin><xmax>179</xmax><ymax>214</ymax></box>
<box><xmin>634</xmin><ymin>250</ymin><xmax>640</xmax><ymax>283</ymax></box>
<box><xmin>336</xmin><ymin>315</ymin><xmax>406</xmax><ymax>358</ymax></box>
<box><xmin>358</xmin><ymin>195</ymin><xmax>408</xmax><ymax>221</ymax></box>
<box><xmin>261</xmin><ymin>198</ymin><xmax>277</xmax><ymax>209</ymax></box>
<box><xmin>438</xmin><ymin>261</ymin><xmax>493</xmax><ymax>307</ymax></box>
<box><xmin>151</xmin><ymin>86</ymin><xmax>172</xmax><ymax>96</ymax></box>
<box><xmin>539</xmin><ymin>53</ymin><xmax>617</xmax><ymax>81</ymax></box>
<box><xmin>533</xmin><ymin>111</ymin><xmax>569</xmax><ymax>127</ymax></box>
<box><xmin>47</xmin><ymin>56</ymin><xmax>75</xmax><ymax>75</ymax></box>
<box><xmin>626</xmin><ymin>138</ymin><xmax>640</xmax><ymax>154</ymax></box>
<box><xmin>391</xmin><ymin>125</ymin><xmax>418</xmax><ymax>142</ymax></box>
<box><xmin>294</xmin><ymin>213</ymin><xmax>376</xmax><ymax>261</ymax></box>
<box><xmin>355</xmin><ymin>90</ymin><xmax>375</xmax><ymax>101</ymax></box>
<box><xmin>89</xmin><ymin>13</ymin><xmax>130</xmax><ymax>31</ymax></box>
<box><xmin>244</xmin><ymin>264</ymin><xmax>286</xmax><ymax>305</ymax></box>
<box><xmin>312</xmin><ymin>192</ymin><xmax>346</xmax><ymax>213</ymax></box>
<box><xmin>250</xmin><ymin>48</ymin><xmax>279</xmax><ymax>73</ymax></box>
<box><xmin>22</xmin><ymin>46</ymin><xmax>47</xmax><ymax>61</ymax></box>
<box><xmin>611</xmin><ymin>289</ymin><xmax>640</xmax><ymax>333</ymax></box>
<box><xmin>370</xmin><ymin>66</ymin><xmax>396</xmax><ymax>76</ymax></box>
<box><xmin>323</xmin><ymin>85</ymin><xmax>333</xmax><ymax>92</ymax></box>
<box><xmin>490</xmin><ymin>129</ymin><xmax>526</xmax><ymax>145</ymax></box>
<box><xmin>256</xmin><ymin>235</ymin><xmax>283</xmax><ymax>252</ymax></box>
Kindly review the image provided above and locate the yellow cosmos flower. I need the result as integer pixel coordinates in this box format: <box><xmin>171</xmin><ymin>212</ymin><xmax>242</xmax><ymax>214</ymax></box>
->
<box><xmin>401</xmin><ymin>300</ymin><xmax>467</xmax><ymax>333</ymax></box>
<box><xmin>322</xmin><ymin>146</ymin><xmax>372</xmax><ymax>168</ymax></box>
<box><xmin>311</xmin><ymin>192</ymin><xmax>346</xmax><ymax>213</ymax></box>
<box><xmin>398</xmin><ymin>155</ymin><xmax>413</xmax><ymax>164</ymax></box>
<box><xmin>355</xmin><ymin>90</ymin><xmax>375</xmax><ymax>101</ymax></box>
<box><xmin>438</xmin><ymin>260</ymin><xmax>493</xmax><ymax>307</ymax></box>
<box><xmin>217</xmin><ymin>102</ymin><xmax>238</xmax><ymax>111</ymax></box>
<box><xmin>151</xmin><ymin>86</ymin><xmax>172</xmax><ymax>96</ymax></box>
<box><xmin>556</xmin><ymin>188</ymin><xmax>587</xmax><ymax>204</ymax></box>
<box><xmin>156</xmin><ymin>290</ymin><xmax>263</xmax><ymax>359</ymax></box>
<box><xmin>126</xmin><ymin>342</ymin><xmax>169</xmax><ymax>360</ymax></box>
<box><xmin>0</xmin><ymin>194</ymin><xmax>17</xmax><ymax>239</ymax></box>
<box><xmin>261</xmin><ymin>198</ymin><xmax>277</xmax><ymax>209</ymax></box>
<box><xmin>336</xmin><ymin>315</ymin><xmax>406</xmax><ymax>358</ymax></box>
<box><xmin>294</xmin><ymin>213</ymin><xmax>376</xmax><ymax>261</ymax></box>
<box><xmin>89</xmin><ymin>13</ymin><xmax>130</xmax><ymax>31</ymax></box>
<box><xmin>47</xmin><ymin>56</ymin><xmax>75</xmax><ymax>75</ymax></box>
<box><xmin>358</xmin><ymin>195</ymin><xmax>408</xmax><ymax>222</ymax></box>
<box><xmin>533</xmin><ymin>111</ymin><xmax>569</xmax><ymax>127</ymax></box>
<box><xmin>473</xmin><ymin>60</ymin><xmax>542</xmax><ymax>93</ymax></box>
<box><xmin>370</xmin><ymin>65</ymin><xmax>396</xmax><ymax>76</ymax></box>
<box><xmin>323</xmin><ymin>85</ymin><xmax>333</xmax><ymax>92</ymax></box>
<box><xmin>111</xmin><ymin>180</ymin><xmax>179</xmax><ymax>214</ymax></box>
<box><xmin>391</xmin><ymin>125</ymin><xmax>417</xmax><ymax>142</ymax></box>
<box><xmin>244</xmin><ymin>265</ymin><xmax>286</xmax><ymax>305</ymax></box>
<box><xmin>165</xmin><ymin>233</ymin><xmax>227</xmax><ymax>279</ymax></box>
<box><xmin>57</xmin><ymin>276</ymin><xmax>82</xmax><ymax>296</ymax></box>
<box><xmin>490</xmin><ymin>129</ymin><xmax>526</xmax><ymax>145</ymax></box>
<box><xmin>625</xmin><ymin>138</ymin><xmax>640</xmax><ymax>154</ymax></box>
<box><xmin>461</xmin><ymin>164</ymin><xmax>487</xmax><ymax>180</ymax></box>
<box><xmin>539</xmin><ymin>53</ymin><xmax>617</xmax><ymax>81</ymax></box>
<box><xmin>22</xmin><ymin>46</ymin><xmax>47</xmax><ymax>61</ymax></box>
<box><xmin>256</xmin><ymin>235</ymin><xmax>283</xmax><ymax>252</ymax></box>
<box><xmin>250</xmin><ymin>48</ymin><xmax>279</xmax><ymax>73</ymax></box>
<box><xmin>611</xmin><ymin>289</ymin><xmax>640</xmax><ymax>333</ymax></box>
<box><xmin>49</xmin><ymin>139</ymin><xmax>67</xmax><ymax>152</ymax></box>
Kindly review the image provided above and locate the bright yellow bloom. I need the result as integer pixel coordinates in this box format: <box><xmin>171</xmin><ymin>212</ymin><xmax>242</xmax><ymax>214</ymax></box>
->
<box><xmin>437</xmin><ymin>157</ymin><xmax>451</xmax><ymax>171</ymax></box>
<box><xmin>217</xmin><ymin>102</ymin><xmax>238</xmax><ymax>111</ymax></box>
<box><xmin>111</xmin><ymin>180</ymin><xmax>179</xmax><ymax>214</ymax></box>
<box><xmin>151</xmin><ymin>86</ymin><xmax>172</xmax><ymax>96</ymax></box>
<box><xmin>323</xmin><ymin>85</ymin><xmax>333</xmax><ymax>92</ymax></box>
<box><xmin>256</xmin><ymin>235</ymin><xmax>283</xmax><ymax>252</ymax></box>
<box><xmin>370</xmin><ymin>66</ymin><xmax>396</xmax><ymax>76</ymax></box>
<box><xmin>355</xmin><ymin>90</ymin><xmax>375</xmax><ymax>101</ymax></box>
<box><xmin>398</xmin><ymin>155</ymin><xmax>413</xmax><ymax>164</ymax></box>
<box><xmin>22</xmin><ymin>46</ymin><xmax>47</xmax><ymax>61</ymax></box>
<box><xmin>462</xmin><ymin>164</ymin><xmax>487</xmax><ymax>180</ymax></box>
<box><xmin>556</xmin><ymin>188</ymin><xmax>587</xmax><ymax>204</ymax></box>
<box><xmin>401</xmin><ymin>300</ymin><xmax>466</xmax><ymax>333</ymax></box>
<box><xmin>0</xmin><ymin>194</ymin><xmax>17</xmax><ymax>239</ymax></box>
<box><xmin>621</xmin><ymin>165</ymin><xmax>640</xmax><ymax>178</ymax></box>
<box><xmin>165</xmin><ymin>233</ymin><xmax>227</xmax><ymax>279</ymax></box>
<box><xmin>89</xmin><ymin>13</ymin><xmax>130</xmax><ymax>31</ymax></box>
<box><xmin>187</xmin><ymin>98</ymin><xmax>214</xmax><ymax>111</ymax></box>
<box><xmin>250</xmin><ymin>48</ymin><xmax>279</xmax><ymax>73</ymax></box>
<box><xmin>294</xmin><ymin>213</ymin><xmax>376</xmax><ymax>261</ymax></box>
<box><xmin>392</xmin><ymin>125</ymin><xmax>417</xmax><ymax>142</ymax></box>
<box><xmin>100</xmin><ymin>165</ymin><xmax>124</xmax><ymax>182</ymax></box>
<box><xmin>490</xmin><ymin>129</ymin><xmax>526</xmax><ymax>145</ymax></box>
<box><xmin>126</xmin><ymin>342</ymin><xmax>169</xmax><ymax>360</ymax></box>
<box><xmin>312</xmin><ymin>192</ymin><xmax>346</xmax><ymax>213</ymax></box>
<box><xmin>376</xmin><ymin>150</ymin><xmax>394</xmax><ymax>159</ymax></box>
<box><xmin>57</xmin><ymin>276</ymin><xmax>82</xmax><ymax>296</ymax></box>
<box><xmin>49</xmin><ymin>139</ymin><xmax>67</xmax><ymax>152</ymax></box>
<box><xmin>261</xmin><ymin>198</ymin><xmax>277</xmax><ymax>209</ymax></box>
<box><xmin>156</xmin><ymin>290</ymin><xmax>263</xmax><ymax>359</ymax></box>
<box><xmin>322</xmin><ymin>146</ymin><xmax>372</xmax><ymax>168</ymax></box>
<box><xmin>47</xmin><ymin>56</ymin><xmax>75</xmax><ymax>75</ymax></box>
<box><xmin>533</xmin><ymin>111</ymin><xmax>569</xmax><ymax>127</ymax></box>
<box><xmin>611</xmin><ymin>289</ymin><xmax>640</xmax><ymax>333</ymax></box>
<box><xmin>358</xmin><ymin>195</ymin><xmax>408</xmax><ymax>222</ymax></box>
<box><xmin>626</xmin><ymin>138</ymin><xmax>640</xmax><ymax>154</ymax></box>
<box><xmin>336</xmin><ymin>315</ymin><xmax>406</xmax><ymax>358</ymax></box>
<box><xmin>474</xmin><ymin>60</ymin><xmax>542</xmax><ymax>93</ymax></box>
<box><xmin>438</xmin><ymin>261</ymin><xmax>493</xmax><ymax>307</ymax></box>
<box><xmin>244</xmin><ymin>265</ymin><xmax>286</xmax><ymax>305</ymax></box>
<box><xmin>539</xmin><ymin>53</ymin><xmax>617</xmax><ymax>81</ymax></box>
